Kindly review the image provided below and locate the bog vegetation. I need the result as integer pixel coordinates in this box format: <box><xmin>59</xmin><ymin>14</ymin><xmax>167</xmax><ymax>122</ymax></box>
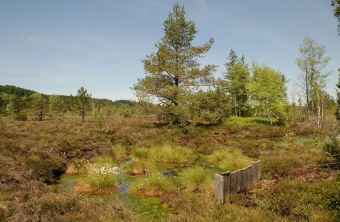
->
<box><xmin>1</xmin><ymin>2</ymin><xmax>340</xmax><ymax>222</ymax></box>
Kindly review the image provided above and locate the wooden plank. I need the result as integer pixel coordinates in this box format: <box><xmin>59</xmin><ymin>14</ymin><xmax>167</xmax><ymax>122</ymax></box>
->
<box><xmin>251</xmin><ymin>162</ymin><xmax>257</xmax><ymax>183</ymax></box>
<box><xmin>221</xmin><ymin>171</ymin><xmax>230</xmax><ymax>195</ymax></box>
<box><xmin>239</xmin><ymin>168</ymin><xmax>246</xmax><ymax>191</ymax></box>
<box><xmin>230</xmin><ymin>170</ymin><xmax>240</xmax><ymax>193</ymax></box>
<box><xmin>246</xmin><ymin>166</ymin><xmax>252</xmax><ymax>188</ymax></box>
<box><xmin>214</xmin><ymin>174</ymin><xmax>225</xmax><ymax>204</ymax></box>
<box><xmin>252</xmin><ymin>160</ymin><xmax>261</xmax><ymax>181</ymax></box>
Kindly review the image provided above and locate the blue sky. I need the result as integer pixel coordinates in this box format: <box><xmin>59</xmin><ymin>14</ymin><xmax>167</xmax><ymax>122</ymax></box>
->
<box><xmin>0</xmin><ymin>0</ymin><xmax>339</xmax><ymax>102</ymax></box>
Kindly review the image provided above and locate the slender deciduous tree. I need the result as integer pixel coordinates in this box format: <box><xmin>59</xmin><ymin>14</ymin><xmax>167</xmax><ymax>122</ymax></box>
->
<box><xmin>227</xmin><ymin>63</ymin><xmax>250</xmax><ymax>117</ymax></box>
<box><xmin>247</xmin><ymin>64</ymin><xmax>288</xmax><ymax>125</ymax></box>
<box><xmin>296</xmin><ymin>37</ymin><xmax>331</xmax><ymax>126</ymax></box>
<box><xmin>49</xmin><ymin>95</ymin><xmax>64</xmax><ymax>116</ymax></box>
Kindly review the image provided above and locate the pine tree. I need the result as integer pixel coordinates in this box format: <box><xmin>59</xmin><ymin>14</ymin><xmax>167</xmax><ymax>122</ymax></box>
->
<box><xmin>332</xmin><ymin>0</ymin><xmax>340</xmax><ymax>34</ymax></box>
<box><xmin>224</xmin><ymin>49</ymin><xmax>238</xmax><ymax>73</ymax></box>
<box><xmin>224</xmin><ymin>50</ymin><xmax>250</xmax><ymax>116</ymax></box>
<box><xmin>76</xmin><ymin>87</ymin><xmax>91</xmax><ymax>122</ymax></box>
<box><xmin>30</xmin><ymin>93</ymin><xmax>48</xmax><ymax>121</ymax></box>
<box><xmin>133</xmin><ymin>4</ymin><xmax>216</xmax><ymax>124</ymax></box>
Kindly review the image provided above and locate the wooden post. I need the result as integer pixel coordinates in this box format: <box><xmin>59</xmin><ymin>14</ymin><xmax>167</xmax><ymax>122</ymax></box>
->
<box><xmin>230</xmin><ymin>170</ymin><xmax>240</xmax><ymax>193</ymax></box>
<box><xmin>221</xmin><ymin>171</ymin><xmax>230</xmax><ymax>195</ymax></box>
<box><xmin>239</xmin><ymin>168</ymin><xmax>246</xmax><ymax>191</ymax></box>
<box><xmin>214</xmin><ymin>174</ymin><xmax>225</xmax><ymax>204</ymax></box>
<box><xmin>252</xmin><ymin>160</ymin><xmax>261</xmax><ymax>181</ymax></box>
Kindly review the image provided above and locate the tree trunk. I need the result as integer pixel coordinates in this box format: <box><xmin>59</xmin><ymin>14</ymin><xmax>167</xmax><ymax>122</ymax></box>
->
<box><xmin>305</xmin><ymin>72</ymin><xmax>310</xmax><ymax>116</ymax></box>
<box><xmin>82</xmin><ymin>110</ymin><xmax>85</xmax><ymax>122</ymax></box>
<box><xmin>234</xmin><ymin>95</ymin><xmax>237</xmax><ymax>116</ymax></box>
<box><xmin>316</xmin><ymin>90</ymin><xmax>321</xmax><ymax>128</ymax></box>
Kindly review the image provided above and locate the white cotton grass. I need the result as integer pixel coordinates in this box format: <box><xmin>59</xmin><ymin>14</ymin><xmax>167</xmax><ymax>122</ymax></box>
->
<box><xmin>89</xmin><ymin>164</ymin><xmax>123</xmax><ymax>175</ymax></box>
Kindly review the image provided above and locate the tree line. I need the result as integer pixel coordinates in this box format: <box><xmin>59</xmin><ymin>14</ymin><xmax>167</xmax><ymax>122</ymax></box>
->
<box><xmin>0</xmin><ymin>85</ymin><xmax>138</xmax><ymax>122</ymax></box>
<box><xmin>134</xmin><ymin>3</ymin><xmax>340</xmax><ymax>127</ymax></box>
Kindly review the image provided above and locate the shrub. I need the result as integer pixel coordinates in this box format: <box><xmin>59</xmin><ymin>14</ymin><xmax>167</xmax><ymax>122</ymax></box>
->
<box><xmin>320</xmin><ymin>135</ymin><xmax>340</xmax><ymax>169</ymax></box>
<box><xmin>178</xmin><ymin>166</ymin><xmax>213</xmax><ymax>192</ymax></box>
<box><xmin>8</xmin><ymin>192</ymin><xmax>135</xmax><ymax>222</ymax></box>
<box><xmin>26</xmin><ymin>152</ymin><xmax>67</xmax><ymax>184</ymax></box>
<box><xmin>262</xmin><ymin>157</ymin><xmax>298</xmax><ymax>179</ymax></box>
<box><xmin>14</xmin><ymin>110</ymin><xmax>28</xmax><ymax>121</ymax></box>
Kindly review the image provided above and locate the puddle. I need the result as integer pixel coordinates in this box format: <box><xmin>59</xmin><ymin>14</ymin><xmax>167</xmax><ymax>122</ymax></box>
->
<box><xmin>118</xmin><ymin>182</ymin><xmax>129</xmax><ymax>194</ymax></box>
<box><xmin>162</xmin><ymin>169</ymin><xmax>177</xmax><ymax>177</ymax></box>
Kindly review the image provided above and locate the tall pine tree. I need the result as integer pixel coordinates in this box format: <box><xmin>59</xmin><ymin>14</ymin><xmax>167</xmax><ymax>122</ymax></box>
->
<box><xmin>224</xmin><ymin>50</ymin><xmax>250</xmax><ymax>116</ymax></box>
<box><xmin>134</xmin><ymin>4</ymin><xmax>216</xmax><ymax>124</ymax></box>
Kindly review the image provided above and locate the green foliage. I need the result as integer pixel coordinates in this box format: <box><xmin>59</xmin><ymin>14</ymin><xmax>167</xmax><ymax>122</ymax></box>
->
<box><xmin>129</xmin><ymin>173</ymin><xmax>173</xmax><ymax>196</ymax></box>
<box><xmin>123</xmin><ymin>159</ymin><xmax>157</xmax><ymax>176</ymax></box>
<box><xmin>256</xmin><ymin>179</ymin><xmax>340</xmax><ymax>220</ymax></box>
<box><xmin>225</xmin><ymin>52</ymin><xmax>250</xmax><ymax>117</ymax></box>
<box><xmin>14</xmin><ymin>110</ymin><xmax>28</xmax><ymax>121</ymax></box>
<box><xmin>150</xmin><ymin>144</ymin><xmax>197</xmax><ymax>165</ymax></box>
<box><xmin>132</xmin><ymin>148</ymin><xmax>151</xmax><ymax>160</ymax></box>
<box><xmin>207</xmin><ymin>149</ymin><xmax>253</xmax><ymax>171</ymax></box>
<box><xmin>247</xmin><ymin>64</ymin><xmax>288</xmax><ymax>125</ymax></box>
<box><xmin>10</xmin><ymin>192</ymin><xmax>135</xmax><ymax>222</ymax></box>
<box><xmin>262</xmin><ymin>157</ymin><xmax>298</xmax><ymax>179</ymax></box>
<box><xmin>5</xmin><ymin>95</ymin><xmax>26</xmax><ymax>119</ymax></box>
<box><xmin>93</xmin><ymin>105</ymin><xmax>105</xmax><ymax>129</ymax></box>
<box><xmin>86</xmin><ymin>172</ymin><xmax>118</xmax><ymax>189</ymax></box>
<box><xmin>336</xmin><ymin>68</ymin><xmax>340</xmax><ymax>121</ymax></box>
<box><xmin>296</xmin><ymin>37</ymin><xmax>331</xmax><ymax>125</ymax></box>
<box><xmin>178</xmin><ymin>166</ymin><xmax>213</xmax><ymax>192</ymax></box>
<box><xmin>49</xmin><ymin>94</ymin><xmax>65</xmax><ymax>116</ymax></box>
<box><xmin>75</xmin><ymin>87</ymin><xmax>91</xmax><ymax>122</ymax></box>
<box><xmin>84</xmin><ymin>156</ymin><xmax>119</xmax><ymax>188</ymax></box>
<box><xmin>321</xmin><ymin>135</ymin><xmax>340</xmax><ymax>169</ymax></box>
<box><xmin>133</xmin><ymin>4</ymin><xmax>216</xmax><ymax>125</ymax></box>
<box><xmin>30</xmin><ymin>93</ymin><xmax>48</xmax><ymax>121</ymax></box>
<box><xmin>332</xmin><ymin>0</ymin><xmax>340</xmax><ymax>34</ymax></box>
<box><xmin>224</xmin><ymin>116</ymin><xmax>278</xmax><ymax>126</ymax></box>
<box><xmin>112</xmin><ymin>146</ymin><xmax>129</xmax><ymax>161</ymax></box>
<box><xmin>175</xmin><ymin>87</ymin><xmax>231</xmax><ymax>125</ymax></box>
<box><xmin>72</xmin><ymin>159</ymin><xmax>86</xmax><ymax>173</ymax></box>
<box><xmin>0</xmin><ymin>85</ymin><xmax>36</xmax><ymax>97</ymax></box>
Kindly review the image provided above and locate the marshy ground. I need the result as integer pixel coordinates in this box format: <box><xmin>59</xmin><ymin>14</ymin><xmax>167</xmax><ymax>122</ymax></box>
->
<box><xmin>0</xmin><ymin>115</ymin><xmax>339</xmax><ymax>221</ymax></box>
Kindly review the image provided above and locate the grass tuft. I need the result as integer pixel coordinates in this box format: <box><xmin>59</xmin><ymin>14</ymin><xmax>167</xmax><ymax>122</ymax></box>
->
<box><xmin>207</xmin><ymin>149</ymin><xmax>253</xmax><ymax>171</ymax></box>
<box><xmin>178</xmin><ymin>166</ymin><xmax>213</xmax><ymax>193</ymax></box>
<box><xmin>129</xmin><ymin>173</ymin><xmax>174</xmax><ymax>197</ymax></box>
